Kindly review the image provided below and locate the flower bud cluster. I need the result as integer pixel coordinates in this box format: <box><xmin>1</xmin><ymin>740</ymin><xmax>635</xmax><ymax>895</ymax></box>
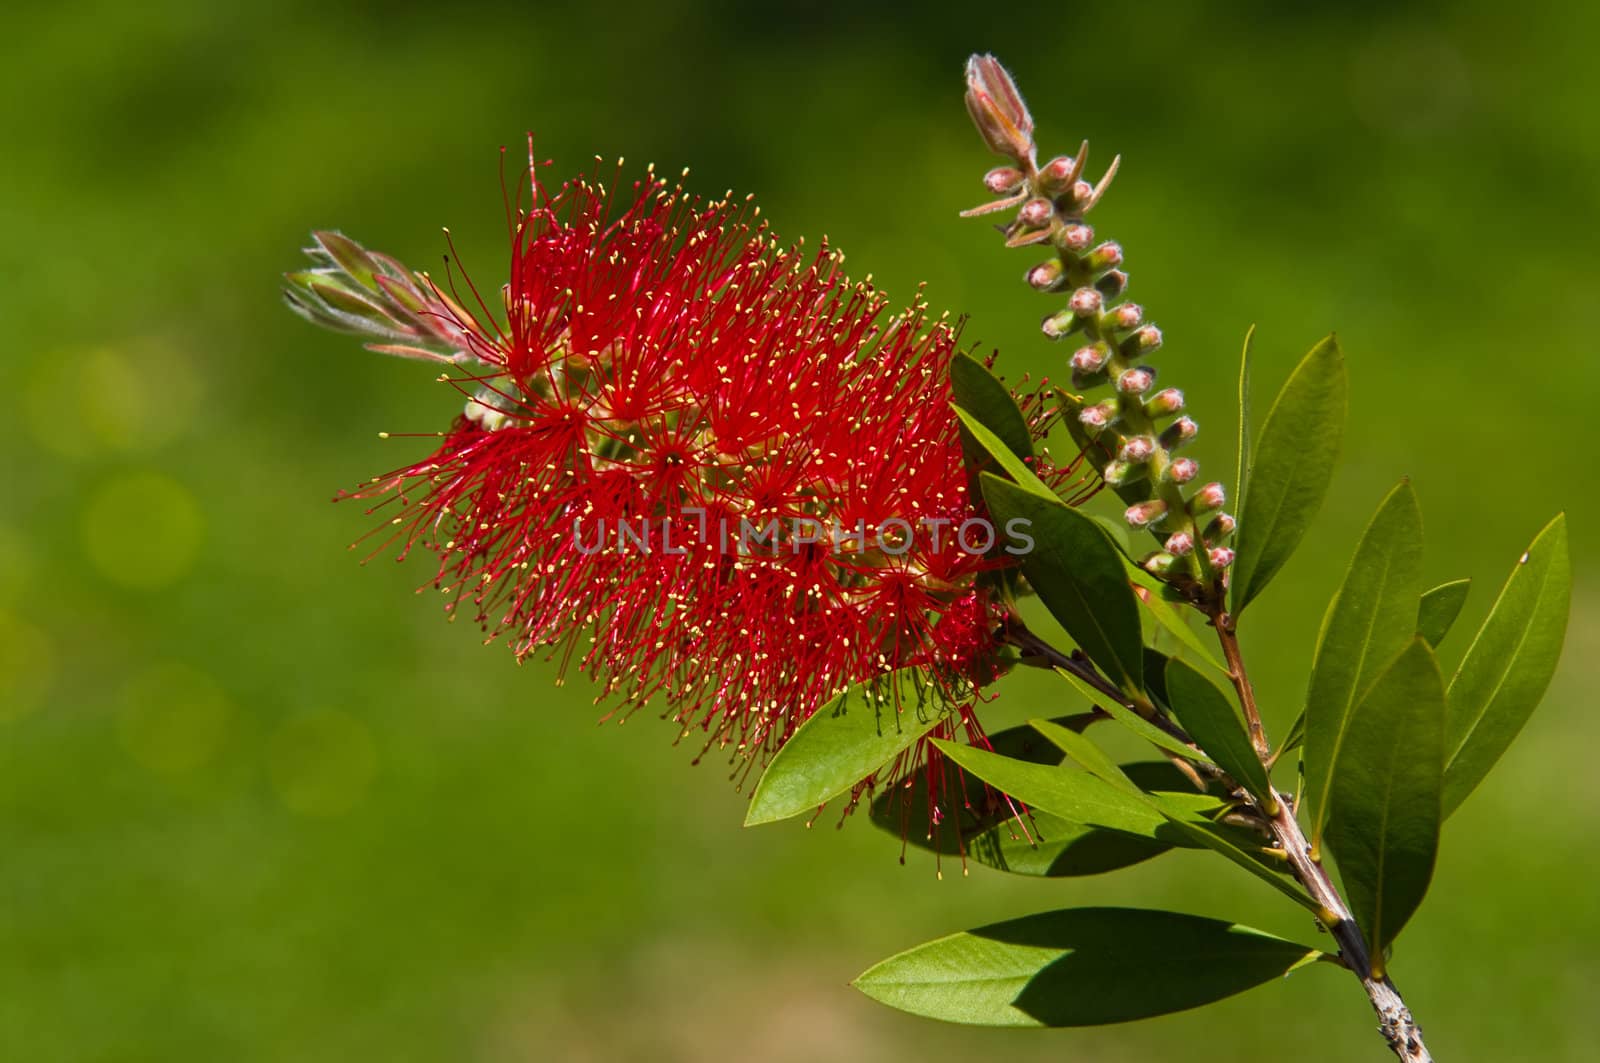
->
<box><xmin>962</xmin><ymin>53</ymin><xmax>1234</xmax><ymax>586</ymax></box>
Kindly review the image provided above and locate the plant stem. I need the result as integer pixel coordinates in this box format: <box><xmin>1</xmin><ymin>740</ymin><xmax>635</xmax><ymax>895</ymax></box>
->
<box><xmin>1207</xmin><ymin>604</ymin><xmax>1434</xmax><ymax>1063</ymax></box>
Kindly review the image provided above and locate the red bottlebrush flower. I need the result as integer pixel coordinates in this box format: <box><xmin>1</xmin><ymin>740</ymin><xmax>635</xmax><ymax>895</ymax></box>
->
<box><xmin>285</xmin><ymin>149</ymin><xmax>1076</xmax><ymax>831</ymax></box>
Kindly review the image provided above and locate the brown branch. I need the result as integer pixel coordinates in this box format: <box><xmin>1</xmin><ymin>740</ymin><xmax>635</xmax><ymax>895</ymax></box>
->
<box><xmin>1206</xmin><ymin>603</ymin><xmax>1434</xmax><ymax>1062</ymax></box>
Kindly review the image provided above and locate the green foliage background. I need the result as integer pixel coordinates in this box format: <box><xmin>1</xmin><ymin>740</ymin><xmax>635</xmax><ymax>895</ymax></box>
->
<box><xmin>2</xmin><ymin>3</ymin><xmax>1594</xmax><ymax>1059</ymax></box>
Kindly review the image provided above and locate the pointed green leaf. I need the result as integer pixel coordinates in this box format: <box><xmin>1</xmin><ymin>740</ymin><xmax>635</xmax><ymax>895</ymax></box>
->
<box><xmin>931</xmin><ymin>739</ymin><xmax>1182</xmax><ymax>841</ymax></box>
<box><xmin>951</xmin><ymin>352</ymin><xmax>1034</xmax><ymax>460</ymax></box>
<box><xmin>1235</xmin><ymin>324</ymin><xmax>1256</xmax><ymax>514</ymax></box>
<box><xmin>1155</xmin><ymin>815</ymin><xmax>1319</xmax><ymax>912</ymax></box>
<box><xmin>854</xmin><ymin>907</ymin><xmax>1322</xmax><ymax>1027</ymax></box>
<box><xmin>953</xmin><ymin>408</ymin><xmax>1054</xmax><ymax>500</ymax></box>
<box><xmin>1052</xmin><ymin>667</ymin><xmax>1208</xmax><ymax>762</ymax></box>
<box><xmin>1443</xmin><ymin>515</ymin><xmax>1571</xmax><ymax>816</ymax></box>
<box><xmin>870</xmin><ymin>724</ymin><xmax>1195</xmax><ymax>877</ymax></box>
<box><xmin>1165</xmin><ymin>657</ymin><xmax>1274</xmax><ymax>802</ymax></box>
<box><xmin>1230</xmin><ymin>334</ymin><xmax>1348</xmax><ymax>612</ymax></box>
<box><xmin>981</xmin><ymin>473</ymin><xmax>1144</xmax><ymax>693</ymax></box>
<box><xmin>1324</xmin><ymin>637</ymin><xmax>1445</xmax><ymax>957</ymax></box>
<box><xmin>1279</xmin><ymin>709</ymin><xmax>1306</xmax><ymax>758</ymax></box>
<box><xmin>1417</xmin><ymin>579</ymin><xmax>1471</xmax><ymax>647</ymax></box>
<box><xmin>745</xmin><ymin>672</ymin><xmax>947</xmax><ymax>825</ymax></box>
<box><xmin>1302</xmin><ymin>481</ymin><xmax>1425</xmax><ymax>849</ymax></box>
<box><xmin>1027</xmin><ymin>718</ymin><xmax>1139</xmax><ymax>793</ymax></box>
<box><xmin>1132</xmin><ymin>569</ymin><xmax>1228</xmax><ymax>671</ymax></box>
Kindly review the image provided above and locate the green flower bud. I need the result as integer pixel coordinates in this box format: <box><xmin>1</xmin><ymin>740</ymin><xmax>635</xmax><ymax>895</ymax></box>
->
<box><xmin>1069</xmin><ymin>287</ymin><xmax>1103</xmax><ymax>317</ymax></box>
<box><xmin>1159</xmin><ymin>415</ymin><xmax>1198</xmax><ymax>449</ymax></box>
<box><xmin>1144</xmin><ymin>387</ymin><xmax>1185</xmax><ymax>417</ymax></box>
<box><xmin>1142</xmin><ymin>551</ymin><xmax>1182</xmax><ymax>577</ymax></box>
<box><xmin>1027</xmin><ymin>258</ymin><xmax>1066</xmax><ymax>291</ymax></box>
<box><xmin>1094</xmin><ymin>270</ymin><xmax>1129</xmax><ymax>299</ymax></box>
<box><xmin>1071</xmin><ymin>342</ymin><xmax>1111</xmax><ymax>373</ymax></box>
<box><xmin>1042</xmin><ymin>308</ymin><xmax>1082</xmax><ymax>339</ymax></box>
<box><xmin>1120</xmin><ymin>435</ymin><xmax>1156</xmax><ymax>463</ymax></box>
<box><xmin>1087</xmin><ymin>242</ymin><xmax>1123</xmax><ymax>271</ymax></box>
<box><xmin>1125</xmin><ymin>499</ymin><xmax>1168</xmax><ymax>528</ymax></box>
<box><xmin>1166</xmin><ymin>457</ymin><xmax>1199</xmax><ymax>483</ymax></box>
<box><xmin>1191</xmin><ymin>481</ymin><xmax>1227</xmax><ymax>513</ymax></box>
<box><xmin>1103</xmin><ymin>458</ymin><xmax>1149</xmax><ymax>486</ymax></box>
<box><xmin>1116</xmin><ymin>367</ymin><xmax>1155</xmax><ymax>394</ymax></box>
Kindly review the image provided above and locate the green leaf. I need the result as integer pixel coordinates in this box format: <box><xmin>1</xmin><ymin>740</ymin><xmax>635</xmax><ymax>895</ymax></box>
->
<box><xmin>1028</xmin><ymin>718</ymin><xmax>1140</xmax><ymax>793</ymax></box>
<box><xmin>1235</xmin><ymin>323</ymin><xmax>1256</xmax><ymax>513</ymax></box>
<box><xmin>1302</xmin><ymin>481</ymin><xmax>1425</xmax><ymax>849</ymax></box>
<box><xmin>951</xmin><ymin>352</ymin><xmax>1034</xmax><ymax>460</ymax></box>
<box><xmin>854</xmin><ymin>907</ymin><xmax>1322</xmax><ymax>1027</ymax></box>
<box><xmin>1443</xmin><ymin>515</ymin><xmax>1571</xmax><ymax>817</ymax></box>
<box><xmin>745</xmin><ymin>672</ymin><xmax>947</xmax><ymax>825</ymax></box>
<box><xmin>931</xmin><ymin>739</ymin><xmax>1182</xmax><ymax>842</ymax></box>
<box><xmin>1324</xmin><ymin>637</ymin><xmax>1445</xmax><ymax>959</ymax></box>
<box><xmin>981</xmin><ymin>473</ymin><xmax>1144</xmax><ymax>693</ymax></box>
<box><xmin>1165</xmin><ymin>657</ymin><xmax>1273</xmax><ymax>802</ymax></box>
<box><xmin>953</xmin><ymin>408</ymin><xmax>1054</xmax><ymax>500</ymax></box>
<box><xmin>1131</xmin><ymin>569</ymin><xmax>1228</xmax><ymax>671</ymax></box>
<box><xmin>1417</xmin><ymin>579</ymin><xmax>1471</xmax><ymax>647</ymax></box>
<box><xmin>1053</xmin><ymin>667</ymin><xmax>1208</xmax><ymax>763</ymax></box>
<box><xmin>1154</xmin><ymin>815</ymin><xmax>1319</xmax><ymax>913</ymax></box>
<box><xmin>1230</xmin><ymin>334</ymin><xmax>1348</xmax><ymax>613</ymax></box>
<box><xmin>870</xmin><ymin>728</ymin><xmax>1195</xmax><ymax>877</ymax></box>
<box><xmin>1279</xmin><ymin>709</ymin><xmax>1306</xmax><ymax>758</ymax></box>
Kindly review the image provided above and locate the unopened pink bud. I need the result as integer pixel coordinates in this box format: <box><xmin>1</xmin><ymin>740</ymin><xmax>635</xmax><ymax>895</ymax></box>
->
<box><xmin>1168</xmin><ymin>457</ymin><xmax>1200</xmax><ymax>483</ymax></box>
<box><xmin>1071</xmin><ymin>343</ymin><xmax>1110</xmax><ymax>372</ymax></box>
<box><xmin>1160</xmin><ymin>416</ymin><xmax>1198</xmax><ymax>449</ymax></box>
<box><xmin>1132</xmin><ymin>325</ymin><xmax>1163</xmax><ymax>352</ymax></box>
<box><xmin>1191</xmin><ymin>481</ymin><xmax>1227</xmax><ymax>512</ymax></box>
<box><xmin>1017</xmin><ymin>197</ymin><xmax>1053</xmax><ymax>228</ymax></box>
<box><xmin>1095</xmin><ymin>270</ymin><xmax>1129</xmax><ymax>299</ymax></box>
<box><xmin>983</xmin><ymin>166</ymin><xmax>1026</xmax><ymax>194</ymax></box>
<box><xmin>1165</xmin><ymin>531</ymin><xmax>1195</xmax><ymax>557</ymax></box>
<box><xmin>1205</xmin><ymin>512</ymin><xmax>1237</xmax><ymax>540</ymax></box>
<box><xmin>1059</xmin><ymin>224</ymin><xmax>1094</xmax><ymax>252</ymax></box>
<box><xmin>1208</xmin><ymin>547</ymin><xmax>1236</xmax><ymax>569</ymax></box>
<box><xmin>965</xmin><ymin>55</ymin><xmax>1035</xmax><ymax>161</ymax></box>
<box><xmin>1109</xmin><ymin>303</ymin><xmax>1143</xmax><ymax>330</ymax></box>
<box><xmin>1027</xmin><ymin>259</ymin><xmax>1065</xmax><ymax>291</ymax></box>
<box><xmin>1069</xmin><ymin>288</ymin><xmax>1103</xmax><ymax>317</ymax></box>
<box><xmin>1037</xmin><ymin>155</ymin><xmax>1075</xmax><ymax>194</ymax></box>
<box><xmin>1071</xmin><ymin>179</ymin><xmax>1094</xmax><ymax>205</ymax></box>
<box><xmin>1117</xmin><ymin>367</ymin><xmax>1155</xmax><ymax>394</ymax></box>
<box><xmin>1078</xmin><ymin>399</ymin><xmax>1118</xmax><ymax>432</ymax></box>
<box><xmin>1102</xmin><ymin>459</ymin><xmax>1148</xmax><ymax>487</ymax></box>
<box><xmin>1125</xmin><ymin>499</ymin><xmax>1168</xmax><ymax>528</ymax></box>
<box><xmin>1120</xmin><ymin>435</ymin><xmax>1155</xmax><ymax>463</ymax></box>
<box><xmin>1142</xmin><ymin>551</ymin><xmax>1181</xmax><ymax>577</ymax></box>
<box><xmin>1144</xmin><ymin>388</ymin><xmax>1185</xmax><ymax>417</ymax></box>
<box><xmin>1042</xmin><ymin>308</ymin><xmax>1079</xmax><ymax>339</ymax></box>
<box><xmin>1087</xmin><ymin>242</ymin><xmax>1123</xmax><ymax>271</ymax></box>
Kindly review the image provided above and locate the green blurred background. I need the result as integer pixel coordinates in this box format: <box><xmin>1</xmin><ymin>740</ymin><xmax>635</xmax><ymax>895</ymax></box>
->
<box><xmin>3</xmin><ymin>2</ymin><xmax>1595</xmax><ymax>1059</ymax></box>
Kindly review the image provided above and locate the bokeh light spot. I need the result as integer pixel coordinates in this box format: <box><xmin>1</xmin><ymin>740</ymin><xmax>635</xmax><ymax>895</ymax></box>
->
<box><xmin>118</xmin><ymin>662</ymin><xmax>231</xmax><ymax>776</ymax></box>
<box><xmin>0</xmin><ymin>611</ymin><xmax>55</xmax><ymax>723</ymax></box>
<box><xmin>26</xmin><ymin>343</ymin><xmax>202</xmax><ymax>458</ymax></box>
<box><xmin>81</xmin><ymin>471</ymin><xmax>204</xmax><ymax>590</ymax></box>
<box><xmin>267</xmin><ymin>709</ymin><xmax>378</xmax><ymax>817</ymax></box>
<box><xmin>0</xmin><ymin>524</ymin><xmax>31</xmax><ymax>608</ymax></box>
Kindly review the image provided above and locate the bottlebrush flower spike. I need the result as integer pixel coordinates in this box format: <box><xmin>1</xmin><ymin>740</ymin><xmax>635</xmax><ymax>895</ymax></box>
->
<box><xmin>962</xmin><ymin>54</ymin><xmax>1236</xmax><ymax>596</ymax></box>
<box><xmin>285</xmin><ymin>147</ymin><xmax>1077</xmax><ymax>824</ymax></box>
